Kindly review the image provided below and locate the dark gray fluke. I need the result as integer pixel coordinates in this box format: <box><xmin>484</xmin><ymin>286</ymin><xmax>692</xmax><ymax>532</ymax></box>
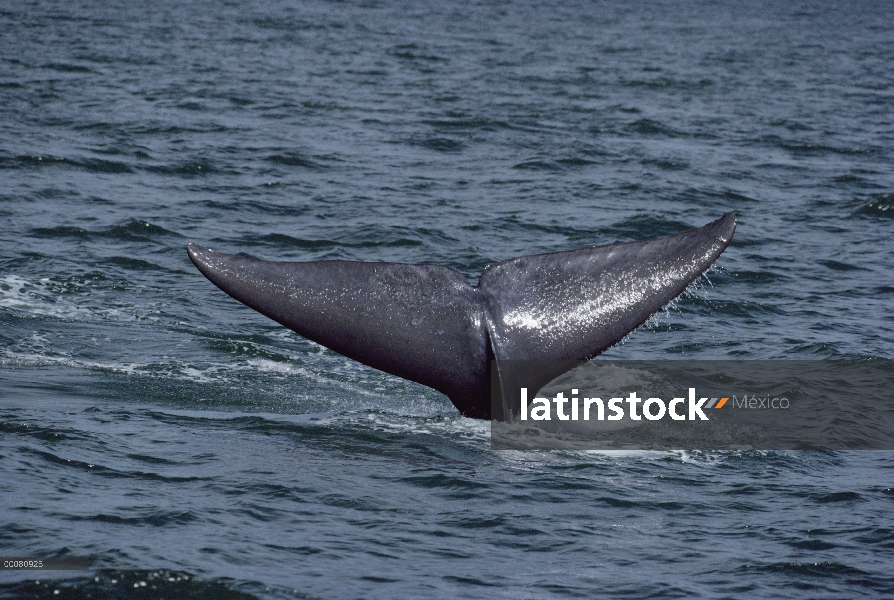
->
<box><xmin>187</xmin><ymin>214</ymin><xmax>736</xmax><ymax>419</ymax></box>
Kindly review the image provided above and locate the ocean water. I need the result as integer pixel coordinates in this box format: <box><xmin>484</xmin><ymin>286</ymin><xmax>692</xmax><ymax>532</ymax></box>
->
<box><xmin>2</xmin><ymin>0</ymin><xmax>893</xmax><ymax>597</ymax></box>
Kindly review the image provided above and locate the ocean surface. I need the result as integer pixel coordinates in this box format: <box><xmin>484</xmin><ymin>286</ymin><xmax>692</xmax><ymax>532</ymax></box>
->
<box><xmin>2</xmin><ymin>0</ymin><xmax>893</xmax><ymax>597</ymax></box>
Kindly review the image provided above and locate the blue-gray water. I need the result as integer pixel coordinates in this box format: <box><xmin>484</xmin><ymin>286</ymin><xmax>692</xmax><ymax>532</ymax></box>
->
<box><xmin>2</xmin><ymin>0</ymin><xmax>893</xmax><ymax>597</ymax></box>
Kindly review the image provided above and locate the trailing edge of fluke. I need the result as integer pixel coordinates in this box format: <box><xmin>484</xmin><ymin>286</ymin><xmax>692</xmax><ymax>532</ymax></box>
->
<box><xmin>187</xmin><ymin>213</ymin><xmax>736</xmax><ymax>419</ymax></box>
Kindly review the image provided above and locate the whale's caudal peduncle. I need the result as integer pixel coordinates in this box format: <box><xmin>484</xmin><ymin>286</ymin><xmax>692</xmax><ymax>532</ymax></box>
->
<box><xmin>187</xmin><ymin>213</ymin><xmax>736</xmax><ymax>419</ymax></box>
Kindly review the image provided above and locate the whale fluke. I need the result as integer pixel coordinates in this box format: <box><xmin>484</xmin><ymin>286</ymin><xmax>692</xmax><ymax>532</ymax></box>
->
<box><xmin>188</xmin><ymin>213</ymin><xmax>736</xmax><ymax>419</ymax></box>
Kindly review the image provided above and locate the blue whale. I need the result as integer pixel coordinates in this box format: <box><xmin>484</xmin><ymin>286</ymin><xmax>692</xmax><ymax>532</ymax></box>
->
<box><xmin>187</xmin><ymin>213</ymin><xmax>736</xmax><ymax>419</ymax></box>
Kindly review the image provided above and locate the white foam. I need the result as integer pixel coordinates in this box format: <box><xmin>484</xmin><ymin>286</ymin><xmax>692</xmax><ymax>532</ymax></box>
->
<box><xmin>0</xmin><ymin>349</ymin><xmax>145</xmax><ymax>375</ymax></box>
<box><xmin>0</xmin><ymin>275</ymin><xmax>92</xmax><ymax>320</ymax></box>
<box><xmin>0</xmin><ymin>274</ymin><xmax>152</xmax><ymax>323</ymax></box>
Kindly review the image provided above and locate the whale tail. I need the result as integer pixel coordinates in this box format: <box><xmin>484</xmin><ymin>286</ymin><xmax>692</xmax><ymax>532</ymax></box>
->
<box><xmin>188</xmin><ymin>213</ymin><xmax>736</xmax><ymax>419</ymax></box>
